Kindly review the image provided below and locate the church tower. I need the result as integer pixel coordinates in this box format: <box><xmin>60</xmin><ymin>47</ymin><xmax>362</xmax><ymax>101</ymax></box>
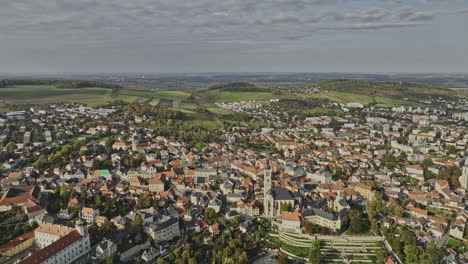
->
<box><xmin>131</xmin><ymin>132</ymin><xmax>138</xmax><ymax>152</ymax></box>
<box><xmin>263</xmin><ymin>162</ymin><xmax>274</xmax><ymax>217</ymax></box>
<box><xmin>460</xmin><ymin>157</ymin><xmax>468</xmax><ymax>189</ymax></box>
<box><xmin>75</xmin><ymin>214</ymin><xmax>88</xmax><ymax>236</ymax></box>
<box><xmin>264</xmin><ymin>163</ymin><xmax>272</xmax><ymax>192</ymax></box>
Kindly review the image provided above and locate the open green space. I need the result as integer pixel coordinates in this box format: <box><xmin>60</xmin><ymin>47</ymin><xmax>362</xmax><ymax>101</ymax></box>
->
<box><xmin>199</xmin><ymin>90</ymin><xmax>274</xmax><ymax>103</ymax></box>
<box><xmin>427</xmin><ymin>206</ymin><xmax>455</xmax><ymax>221</ymax></box>
<box><xmin>118</xmin><ymin>89</ymin><xmax>190</xmax><ymax>100</ymax></box>
<box><xmin>0</xmin><ymin>85</ymin><xmax>116</xmax><ymax>106</ymax></box>
<box><xmin>0</xmin><ymin>79</ymin><xmax>462</xmax><ymax>112</ymax></box>
<box><xmin>446</xmin><ymin>239</ymin><xmax>465</xmax><ymax>253</ymax></box>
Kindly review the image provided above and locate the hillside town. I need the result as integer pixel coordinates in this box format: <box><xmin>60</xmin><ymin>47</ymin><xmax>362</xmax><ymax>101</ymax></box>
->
<box><xmin>0</xmin><ymin>99</ymin><xmax>467</xmax><ymax>264</ymax></box>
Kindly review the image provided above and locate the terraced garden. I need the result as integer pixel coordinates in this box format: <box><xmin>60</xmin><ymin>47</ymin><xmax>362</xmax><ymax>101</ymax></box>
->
<box><xmin>268</xmin><ymin>232</ymin><xmax>384</xmax><ymax>263</ymax></box>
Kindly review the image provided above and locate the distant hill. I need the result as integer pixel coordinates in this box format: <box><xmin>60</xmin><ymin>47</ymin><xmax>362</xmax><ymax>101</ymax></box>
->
<box><xmin>0</xmin><ymin>79</ymin><xmax>121</xmax><ymax>89</ymax></box>
<box><xmin>302</xmin><ymin>80</ymin><xmax>454</xmax><ymax>100</ymax></box>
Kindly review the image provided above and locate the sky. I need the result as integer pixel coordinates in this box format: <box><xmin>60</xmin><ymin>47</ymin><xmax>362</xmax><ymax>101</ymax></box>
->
<box><xmin>1</xmin><ymin>0</ymin><xmax>468</xmax><ymax>73</ymax></box>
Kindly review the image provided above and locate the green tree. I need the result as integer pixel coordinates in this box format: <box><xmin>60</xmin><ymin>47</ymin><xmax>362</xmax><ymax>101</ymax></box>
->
<box><xmin>349</xmin><ymin>209</ymin><xmax>363</xmax><ymax>233</ymax></box>
<box><xmin>129</xmin><ymin>216</ymin><xmax>144</xmax><ymax>235</ymax></box>
<box><xmin>421</xmin><ymin>242</ymin><xmax>444</xmax><ymax>264</ymax></box>
<box><xmin>5</xmin><ymin>142</ymin><xmax>17</xmax><ymax>152</ymax></box>
<box><xmin>375</xmin><ymin>249</ymin><xmax>386</xmax><ymax>264</ymax></box>
<box><xmin>204</xmin><ymin>208</ymin><xmax>217</xmax><ymax>223</ymax></box>
<box><xmin>309</xmin><ymin>240</ymin><xmax>321</xmax><ymax>264</ymax></box>
<box><xmin>404</xmin><ymin>244</ymin><xmax>422</xmax><ymax>264</ymax></box>
<box><xmin>139</xmin><ymin>193</ymin><xmax>154</xmax><ymax>209</ymax></box>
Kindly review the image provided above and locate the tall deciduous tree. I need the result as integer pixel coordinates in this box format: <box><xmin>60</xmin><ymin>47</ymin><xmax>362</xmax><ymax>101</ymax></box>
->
<box><xmin>349</xmin><ymin>209</ymin><xmax>363</xmax><ymax>233</ymax></box>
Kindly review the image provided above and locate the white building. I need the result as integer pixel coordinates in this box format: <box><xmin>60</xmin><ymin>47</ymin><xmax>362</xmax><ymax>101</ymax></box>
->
<box><xmin>95</xmin><ymin>238</ymin><xmax>118</xmax><ymax>260</ymax></box>
<box><xmin>306</xmin><ymin>170</ymin><xmax>332</xmax><ymax>183</ymax></box>
<box><xmin>81</xmin><ymin>207</ymin><xmax>100</xmax><ymax>224</ymax></box>
<box><xmin>346</xmin><ymin>102</ymin><xmax>364</xmax><ymax>108</ymax></box>
<box><xmin>281</xmin><ymin>211</ymin><xmax>302</xmax><ymax>233</ymax></box>
<box><xmin>144</xmin><ymin>216</ymin><xmax>180</xmax><ymax>242</ymax></box>
<box><xmin>34</xmin><ymin>223</ymin><xmax>74</xmax><ymax>249</ymax></box>
<box><xmin>20</xmin><ymin>219</ymin><xmax>91</xmax><ymax>264</ymax></box>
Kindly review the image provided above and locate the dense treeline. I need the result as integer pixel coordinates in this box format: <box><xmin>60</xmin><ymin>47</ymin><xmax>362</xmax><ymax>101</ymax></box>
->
<box><xmin>0</xmin><ymin>79</ymin><xmax>121</xmax><ymax>89</ymax></box>
<box><xmin>273</xmin><ymin>98</ymin><xmax>339</xmax><ymax>118</ymax></box>
<box><xmin>206</xmin><ymin>82</ymin><xmax>271</xmax><ymax>92</ymax></box>
<box><xmin>0</xmin><ymin>207</ymin><xmax>38</xmax><ymax>244</ymax></box>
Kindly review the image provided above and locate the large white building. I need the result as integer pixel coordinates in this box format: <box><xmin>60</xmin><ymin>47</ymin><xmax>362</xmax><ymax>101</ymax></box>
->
<box><xmin>34</xmin><ymin>224</ymin><xmax>74</xmax><ymax>249</ymax></box>
<box><xmin>19</xmin><ymin>218</ymin><xmax>91</xmax><ymax>264</ymax></box>
<box><xmin>144</xmin><ymin>216</ymin><xmax>180</xmax><ymax>242</ymax></box>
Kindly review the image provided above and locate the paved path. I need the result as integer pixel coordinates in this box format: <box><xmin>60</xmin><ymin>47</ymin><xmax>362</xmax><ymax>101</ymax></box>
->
<box><xmin>253</xmin><ymin>251</ymin><xmax>277</xmax><ymax>264</ymax></box>
<box><xmin>436</xmin><ymin>218</ymin><xmax>454</xmax><ymax>248</ymax></box>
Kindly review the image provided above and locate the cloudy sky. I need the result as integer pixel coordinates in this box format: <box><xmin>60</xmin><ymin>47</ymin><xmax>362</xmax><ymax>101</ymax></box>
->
<box><xmin>1</xmin><ymin>0</ymin><xmax>467</xmax><ymax>73</ymax></box>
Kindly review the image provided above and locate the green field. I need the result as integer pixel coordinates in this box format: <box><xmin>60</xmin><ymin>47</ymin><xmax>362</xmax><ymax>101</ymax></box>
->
<box><xmin>118</xmin><ymin>89</ymin><xmax>190</xmax><ymax>100</ymax></box>
<box><xmin>0</xmin><ymin>85</ymin><xmax>114</xmax><ymax>106</ymax></box>
<box><xmin>0</xmin><ymin>85</ymin><xmax>193</xmax><ymax>107</ymax></box>
<box><xmin>306</xmin><ymin>92</ymin><xmax>375</xmax><ymax>105</ymax></box>
<box><xmin>0</xmin><ymin>80</ymin><xmax>461</xmax><ymax>112</ymax></box>
<box><xmin>199</xmin><ymin>90</ymin><xmax>273</xmax><ymax>103</ymax></box>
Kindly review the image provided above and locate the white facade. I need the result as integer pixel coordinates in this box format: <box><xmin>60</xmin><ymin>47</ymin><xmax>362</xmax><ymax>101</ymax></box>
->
<box><xmin>34</xmin><ymin>224</ymin><xmax>73</xmax><ymax>249</ymax></box>
<box><xmin>460</xmin><ymin>157</ymin><xmax>468</xmax><ymax>189</ymax></box>
<box><xmin>282</xmin><ymin>219</ymin><xmax>301</xmax><ymax>230</ymax></box>
<box><xmin>145</xmin><ymin>217</ymin><xmax>180</xmax><ymax>242</ymax></box>
<box><xmin>95</xmin><ymin>239</ymin><xmax>118</xmax><ymax>260</ymax></box>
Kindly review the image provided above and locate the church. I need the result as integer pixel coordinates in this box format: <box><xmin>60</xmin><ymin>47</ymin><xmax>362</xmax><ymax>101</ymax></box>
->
<box><xmin>263</xmin><ymin>165</ymin><xmax>299</xmax><ymax>217</ymax></box>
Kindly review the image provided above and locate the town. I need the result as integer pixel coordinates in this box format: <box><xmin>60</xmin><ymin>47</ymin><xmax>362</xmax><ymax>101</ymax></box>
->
<box><xmin>0</xmin><ymin>92</ymin><xmax>467</xmax><ymax>264</ymax></box>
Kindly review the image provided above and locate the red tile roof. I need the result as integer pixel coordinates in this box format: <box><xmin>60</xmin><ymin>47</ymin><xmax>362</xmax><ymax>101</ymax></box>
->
<box><xmin>0</xmin><ymin>186</ymin><xmax>40</xmax><ymax>207</ymax></box>
<box><xmin>18</xmin><ymin>230</ymin><xmax>83</xmax><ymax>264</ymax></box>
<box><xmin>0</xmin><ymin>231</ymin><xmax>34</xmax><ymax>253</ymax></box>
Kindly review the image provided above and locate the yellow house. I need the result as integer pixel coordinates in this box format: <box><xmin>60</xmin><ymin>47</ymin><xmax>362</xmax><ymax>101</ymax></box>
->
<box><xmin>0</xmin><ymin>231</ymin><xmax>35</xmax><ymax>257</ymax></box>
<box><xmin>355</xmin><ymin>183</ymin><xmax>374</xmax><ymax>200</ymax></box>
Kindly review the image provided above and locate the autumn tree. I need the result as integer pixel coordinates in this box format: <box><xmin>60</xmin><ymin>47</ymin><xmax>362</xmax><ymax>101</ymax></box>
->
<box><xmin>349</xmin><ymin>209</ymin><xmax>363</xmax><ymax>233</ymax></box>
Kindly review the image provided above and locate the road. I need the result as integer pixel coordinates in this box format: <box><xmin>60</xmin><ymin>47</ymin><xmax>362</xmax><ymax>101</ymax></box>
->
<box><xmin>436</xmin><ymin>217</ymin><xmax>454</xmax><ymax>248</ymax></box>
<box><xmin>253</xmin><ymin>250</ymin><xmax>278</xmax><ymax>264</ymax></box>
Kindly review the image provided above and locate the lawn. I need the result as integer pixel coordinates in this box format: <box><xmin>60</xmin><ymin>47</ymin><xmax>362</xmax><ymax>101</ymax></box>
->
<box><xmin>154</xmin><ymin>91</ymin><xmax>191</xmax><ymax>100</ymax></box>
<box><xmin>149</xmin><ymin>98</ymin><xmax>160</xmax><ymax>106</ymax></box>
<box><xmin>342</xmin><ymin>229</ymin><xmax>376</xmax><ymax>236</ymax></box>
<box><xmin>207</xmin><ymin>107</ymin><xmax>236</xmax><ymax>115</ymax></box>
<box><xmin>446</xmin><ymin>239</ymin><xmax>465</xmax><ymax>252</ymax></box>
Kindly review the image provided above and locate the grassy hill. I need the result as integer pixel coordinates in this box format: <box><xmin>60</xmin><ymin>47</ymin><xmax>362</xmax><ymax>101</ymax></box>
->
<box><xmin>193</xmin><ymin>82</ymin><xmax>274</xmax><ymax>103</ymax></box>
<box><xmin>0</xmin><ymin>80</ymin><xmax>122</xmax><ymax>106</ymax></box>
<box><xmin>300</xmin><ymin>80</ymin><xmax>460</xmax><ymax>107</ymax></box>
<box><xmin>305</xmin><ymin>80</ymin><xmax>452</xmax><ymax>98</ymax></box>
<box><xmin>0</xmin><ymin>79</ymin><xmax>461</xmax><ymax>111</ymax></box>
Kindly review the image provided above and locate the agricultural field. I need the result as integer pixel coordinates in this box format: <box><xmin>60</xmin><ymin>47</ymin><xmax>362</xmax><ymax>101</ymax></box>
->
<box><xmin>306</xmin><ymin>92</ymin><xmax>375</xmax><ymax>105</ymax></box>
<box><xmin>0</xmin><ymin>79</ymin><xmax>461</xmax><ymax>114</ymax></box>
<box><xmin>118</xmin><ymin>89</ymin><xmax>190</xmax><ymax>100</ymax></box>
<box><xmin>199</xmin><ymin>90</ymin><xmax>274</xmax><ymax>103</ymax></box>
<box><xmin>0</xmin><ymin>85</ymin><xmax>112</xmax><ymax>105</ymax></box>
